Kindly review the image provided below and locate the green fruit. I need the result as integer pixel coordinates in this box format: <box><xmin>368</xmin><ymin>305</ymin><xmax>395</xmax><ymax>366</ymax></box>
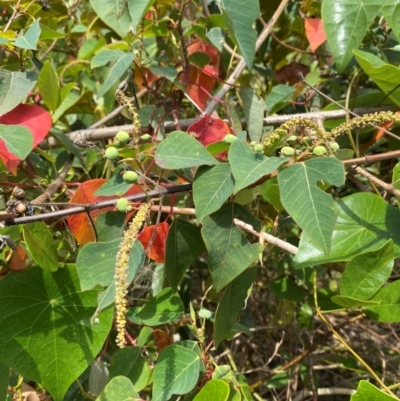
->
<box><xmin>140</xmin><ymin>134</ymin><xmax>151</xmax><ymax>141</ymax></box>
<box><xmin>376</xmin><ymin>34</ymin><xmax>385</xmax><ymax>42</ymax></box>
<box><xmin>330</xmin><ymin>142</ymin><xmax>340</xmax><ymax>151</ymax></box>
<box><xmin>370</xmin><ymin>46</ymin><xmax>379</xmax><ymax>54</ymax></box>
<box><xmin>254</xmin><ymin>144</ymin><xmax>264</xmax><ymax>153</ymax></box>
<box><xmin>313</xmin><ymin>146</ymin><xmax>327</xmax><ymax>155</ymax></box>
<box><xmin>115</xmin><ymin>131</ymin><xmax>130</xmax><ymax>142</ymax></box>
<box><xmin>105</xmin><ymin>146</ymin><xmax>119</xmax><ymax>160</ymax></box>
<box><xmin>287</xmin><ymin>135</ymin><xmax>297</xmax><ymax>142</ymax></box>
<box><xmin>250</xmin><ymin>141</ymin><xmax>257</xmax><ymax>147</ymax></box>
<box><xmin>280</xmin><ymin>146</ymin><xmax>295</xmax><ymax>156</ymax></box>
<box><xmin>123</xmin><ymin>171</ymin><xmax>139</xmax><ymax>184</ymax></box>
<box><xmin>116</xmin><ymin>198</ymin><xmax>132</xmax><ymax>212</ymax></box>
<box><xmin>224</xmin><ymin>134</ymin><xmax>238</xmax><ymax>143</ymax></box>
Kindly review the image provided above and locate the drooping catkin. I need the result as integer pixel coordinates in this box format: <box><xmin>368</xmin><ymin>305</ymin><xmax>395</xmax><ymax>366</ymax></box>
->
<box><xmin>114</xmin><ymin>202</ymin><xmax>151</xmax><ymax>348</ymax></box>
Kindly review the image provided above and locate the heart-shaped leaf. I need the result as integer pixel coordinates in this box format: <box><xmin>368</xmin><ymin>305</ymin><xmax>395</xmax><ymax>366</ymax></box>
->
<box><xmin>0</xmin><ymin>266</ymin><xmax>113</xmax><ymax>401</ymax></box>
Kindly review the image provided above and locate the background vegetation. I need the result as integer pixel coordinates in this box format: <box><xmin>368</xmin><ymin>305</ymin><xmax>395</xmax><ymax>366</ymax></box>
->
<box><xmin>1</xmin><ymin>0</ymin><xmax>400</xmax><ymax>400</ymax></box>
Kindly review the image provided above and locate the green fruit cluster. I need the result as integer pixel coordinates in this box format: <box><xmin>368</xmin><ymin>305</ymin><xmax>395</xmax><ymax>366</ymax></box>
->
<box><xmin>105</xmin><ymin>146</ymin><xmax>119</xmax><ymax>160</ymax></box>
<box><xmin>280</xmin><ymin>146</ymin><xmax>295</xmax><ymax>156</ymax></box>
<box><xmin>123</xmin><ymin>171</ymin><xmax>139</xmax><ymax>184</ymax></box>
<box><xmin>116</xmin><ymin>198</ymin><xmax>132</xmax><ymax>212</ymax></box>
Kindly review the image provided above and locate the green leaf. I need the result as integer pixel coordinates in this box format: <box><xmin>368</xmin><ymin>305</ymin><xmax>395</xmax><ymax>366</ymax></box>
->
<box><xmin>0</xmin><ymin>266</ymin><xmax>113</xmax><ymax>401</ymax></box>
<box><xmin>52</xmin><ymin>90</ymin><xmax>94</xmax><ymax>122</ymax></box>
<box><xmin>95</xmin><ymin>170</ymin><xmax>135</xmax><ymax>196</ymax></box>
<box><xmin>202</xmin><ymin>203</ymin><xmax>261</xmax><ymax>291</ymax></box>
<box><xmin>266</xmin><ymin>84</ymin><xmax>295</xmax><ymax>115</ymax></box>
<box><xmin>149</xmin><ymin>65</ymin><xmax>177</xmax><ymax>81</ymax></box>
<box><xmin>152</xmin><ymin>344</ymin><xmax>201</xmax><ymax>401</ymax></box>
<box><xmin>193</xmin><ymin>379</ymin><xmax>230</xmax><ymax>401</ymax></box>
<box><xmin>23</xmin><ymin>221</ymin><xmax>59</xmax><ymax>272</ymax></box>
<box><xmin>76</xmin><ymin>239</ymin><xmax>144</xmax><ymax>314</ymax></box>
<box><xmin>392</xmin><ymin>161</ymin><xmax>400</xmax><ymax>207</ymax></box>
<box><xmin>127</xmin><ymin>0</ymin><xmax>157</xmax><ymax>33</ymax></box>
<box><xmin>294</xmin><ymin>193</ymin><xmax>400</xmax><ymax>268</ymax></box>
<box><xmin>278</xmin><ymin>158</ymin><xmax>345</xmax><ymax>255</ymax></box>
<box><xmin>13</xmin><ymin>18</ymin><xmax>41</xmax><ymax>50</ymax></box>
<box><xmin>331</xmin><ymin>295</ymin><xmax>379</xmax><ymax>308</ymax></box>
<box><xmin>364</xmin><ymin>280</ymin><xmax>400</xmax><ymax>322</ymax></box>
<box><xmin>38</xmin><ymin>60</ymin><xmax>59</xmax><ymax>112</ymax></box>
<box><xmin>155</xmin><ymin>131</ymin><xmax>218</xmax><ymax>169</ymax></box>
<box><xmin>0</xmin><ymin>69</ymin><xmax>37</xmax><ymax>116</ymax></box>
<box><xmin>219</xmin><ymin>0</ymin><xmax>259</xmax><ymax>70</ymax></box>
<box><xmin>267</xmin><ymin>278</ymin><xmax>306</xmax><ymax>302</ymax></box>
<box><xmin>240</xmin><ymin>88</ymin><xmax>265</xmax><ymax>142</ymax></box>
<box><xmin>134</xmin><ymin>287</ymin><xmax>184</xmax><ymax>326</ymax></box>
<box><xmin>97</xmin><ymin>53</ymin><xmax>134</xmax><ymax>98</ymax></box>
<box><xmin>97</xmin><ymin>376</ymin><xmax>140</xmax><ymax>401</ymax></box>
<box><xmin>207</xmin><ymin>27</ymin><xmax>225</xmax><ymax>52</ymax></box>
<box><xmin>321</xmin><ymin>0</ymin><xmax>381</xmax><ymax>72</ymax></box>
<box><xmin>340</xmin><ymin>241</ymin><xmax>393</xmax><ymax>300</ymax></box>
<box><xmin>353</xmin><ymin>49</ymin><xmax>400</xmax><ymax>106</ymax></box>
<box><xmin>380</xmin><ymin>3</ymin><xmax>400</xmax><ymax>44</ymax></box>
<box><xmin>89</xmin><ymin>0</ymin><xmax>132</xmax><ymax>38</ymax></box>
<box><xmin>109</xmin><ymin>347</ymin><xmax>151</xmax><ymax>392</ymax></box>
<box><xmin>0</xmin><ymin>125</ymin><xmax>33</xmax><ymax>160</ymax></box>
<box><xmin>260</xmin><ymin>179</ymin><xmax>283</xmax><ymax>211</ymax></box>
<box><xmin>193</xmin><ymin>164</ymin><xmax>235</xmax><ymax>223</ymax></box>
<box><xmin>0</xmin><ymin>363</ymin><xmax>9</xmax><ymax>401</ymax></box>
<box><xmin>229</xmin><ymin>140</ymin><xmax>287</xmax><ymax>194</ymax></box>
<box><xmin>350</xmin><ymin>380</ymin><xmax>399</xmax><ymax>401</ymax></box>
<box><xmin>96</xmin><ymin>211</ymin><xmax>126</xmax><ymax>243</ymax></box>
<box><xmin>214</xmin><ymin>267</ymin><xmax>256</xmax><ymax>347</ymax></box>
<box><xmin>91</xmin><ymin>49</ymin><xmax>127</xmax><ymax>68</ymax></box>
<box><xmin>165</xmin><ymin>219</ymin><xmax>206</xmax><ymax>290</ymax></box>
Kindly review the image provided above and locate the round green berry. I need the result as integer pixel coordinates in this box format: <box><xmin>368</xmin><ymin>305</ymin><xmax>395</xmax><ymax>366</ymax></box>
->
<box><xmin>250</xmin><ymin>141</ymin><xmax>257</xmax><ymax>147</ymax></box>
<box><xmin>224</xmin><ymin>134</ymin><xmax>238</xmax><ymax>143</ymax></box>
<box><xmin>313</xmin><ymin>146</ymin><xmax>327</xmax><ymax>156</ymax></box>
<box><xmin>254</xmin><ymin>144</ymin><xmax>264</xmax><ymax>153</ymax></box>
<box><xmin>287</xmin><ymin>135</ymin><xmax>297</xmax><ymax>142</ymax></box>
<box><xmin>115</xmin><ymin>131</ymin><xmax>130</xmax><ymax>142</ymax></box>
<box><xmin>105</xmin><ymin>146</ymin><xmax>119</xmax><ymax>160</ymax></box>
<box><xmin>330</xmin><ymin>142</ymin><xmax>340</xmax><ymax>151</ymax></box>
<box><xmin>123</xmin><ymin>171</ymin><xmax>139</xmax><ymax>184</ymax></box>
<box><xmin>280</xmin><ymin>146</ymin><xmax>295</xmax><ymax>156</ymax></box>
<box><xmin>116</xmin><ymin>198</ymin><xmax>132</xmax><ymax>212</ymax></box>
<box><xmin>140</xmin><ymin>134</ymin><xmax>151</xmax><ymax>141</ymax></box>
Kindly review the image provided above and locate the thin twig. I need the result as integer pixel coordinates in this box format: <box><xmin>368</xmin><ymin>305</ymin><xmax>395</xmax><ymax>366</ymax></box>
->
<box><xmin>203</xmin><ymin>0</ymin><xmax>290</xmax><ymax>115</ymax></box>
<box><xmin>4</xmin><ymin>0</ymin><xmax>23</xmax><ymax>31</ymax></box>
<box><xmin>353</xmin><ymin>166</ymin><xmax>400</xmax><ymax>197</ymax></box>
<box><xmin>233</xmin><ymin>218</ymin><xmax>298</xmax><ymax>255</ymax></box>
<box><xmin>342</xmin><ymin>150</ymin><xmax>400</xmax><ymax>166</ymax></box>
<box><xmin>4</xmin><ymin>184</ymin><xmax>192</xmax><ymax>226</ymax></box>
<box><xmin>40</xmin><ymin>105</ymin><xmax>397</xmax><ymax>149</ymax></box>
<box><xmin>31</xmin><ymin>154</ymin><xmax>74</xmax><ymax>204</ymax></box>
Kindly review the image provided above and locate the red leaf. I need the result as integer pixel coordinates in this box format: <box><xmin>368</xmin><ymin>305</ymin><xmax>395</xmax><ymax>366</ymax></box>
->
<box><xmin>0</xmin><ymin>104</ymin><xmax>52</xmax><ymax>174</ymax></box>
<box><xmin>304</xmin><ymin>18</ymin><xmax>327</xmax><ymax>53</ymax></box>
<box><xmin>137</xmin><ymin>221</ymin><xmax>169</xmax><ymax>263</ymax></box>
<box><xmin>187</xmin><ymin>114</ymin><xmax>231</xmax><ymax>160</ymax></box>
<box><xmin>9</xmin><ymin>245</ymin><xmax>28</xmax><ymax>271</ymax></box>
<box><xmin>67</xmin><ymin>179</ymin><xmax>144</xmax><ymax>244</ymax></box>
<box><xmin>185</xmin><ymin>40</ymin><xmax>219</xmax><ymax>111</ymax></box>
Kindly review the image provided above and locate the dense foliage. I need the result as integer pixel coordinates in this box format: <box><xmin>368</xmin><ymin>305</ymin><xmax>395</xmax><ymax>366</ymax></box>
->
<box><xmin>2</xmin><ymin>0</ymin><xmax>400</xmax><ymax>400</ymax></box>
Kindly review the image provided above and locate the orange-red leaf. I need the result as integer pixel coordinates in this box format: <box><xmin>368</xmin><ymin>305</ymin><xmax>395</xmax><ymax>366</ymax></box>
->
<box><xmin>187</xmin><ymin>114</ymin><xmax>231</xmax><ymax>160</ymax></box>
<box><xmin>304</xmin><ymin>18</ymin><xmax>327</xmax><ymax>53</ymax></box>
<box><xmin>185</xmin><ymin>40</ymin><xmax>219</xmax><ymax>111</ymax></box>
<box><xmin>9</xmin><ymin>245</ymin><xmax>28</xmax><ymax>271</ymax></box>
<box><xmin>67</xmin><ymin>180</ymin><xmax>144</xmax><ymax>244</ymax></box>
<box><xmin>0</xmin><ymin>104</ymin><xmax>52</xmax><ymax>174</ymax></box>
<box><xmin>137</xmin><ymin>221</ymin><xmax>169</xmax><ymax>263</ymax></box>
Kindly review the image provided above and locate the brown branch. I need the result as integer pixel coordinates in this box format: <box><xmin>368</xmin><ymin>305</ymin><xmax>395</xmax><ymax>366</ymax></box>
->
<box><xmin>30</xmin><ymin>154</ymin><xmax>74</xmax><ymax>204</ymax></box>
<box><xmin>342</xmin><ymin>150</ymin><xmax>400</xmax><ymax>166</ymax></box>
<box><xmin>40</xmin><ymin>105</ymin><xmax>397</xmax><ymax>149</ymax></box>
<box><xmin>353</xmin><ymin>166</ymin><xmax>400</xmax><ymax>197</ymax></box>
<box><xmin>4</xmin><ymin>184</ymin><xmax>192</xmax><ymax>226</ymax></box>
<box><xmin>203</xmin><ymin>0</ymin><xmax>290</xmax><ymax>115</ymax></box>
<box><xmin>233</xmin><ymin>218</ymin><xmax>298</xmax><ymax>255</ymax></box>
